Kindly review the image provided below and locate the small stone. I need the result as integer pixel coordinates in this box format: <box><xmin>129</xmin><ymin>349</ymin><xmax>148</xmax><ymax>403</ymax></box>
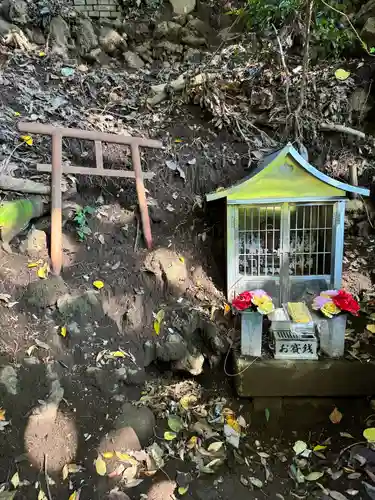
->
<box><xmin>57</xmin><ymin>290</ymin><xmax>102</xmax><ymax>323</ymax></box>
<box><xmin>114</xmin><ymin>403</ymin><xmax>155</xmax><ymax>446</ymax></box>
<box><xmin>123</xmin><ymin>51</ymin><xmax>145</xmax><ymax>69</ymax></box>
<box><xmin>169</xmin><ymin>0</ymin><xmax>196</xmax><ymax>15</ymax></box>
<box><xmin>362</xmin><ymin>17</ymin><xmax>375</xmax><ymax>46</ymax></box>
<box><xmin>154</xmin><ymin>21</ymin><xmax>182</xmax><ymax>43</ymax></box>
<box><xmin>125</xmin><ymin>366</ymin><xmax>146</xmax><ymax>385</ymax></box>
<box><xmin>99</xmin><ymin>26</ymin><xmax>126</xmax><ymax>54</ymax></box>
<box><xmin>67</xmin><ymin>321</ymin><xmax>80</xmax><ymax>336</ymax></box>
<box><xmin>2</xmin><ymin>0</ymin><xmax>28</xmax><ymax>24</ymax></box>
<box><xmin>144</xmin><ymin>340</ymin><xmax>156</xmax><ymax>367</ymax></box>
<box><xmin>24</xmin><ymin>276</ymin><xmax>68</xmax><ymax>309</ymax></box>
<box><xmin>108</xmin><ymin>490</ymin><xmax>131</xmax><ymax>500</ymax></box>
<box><xmin>0</xmin><ymin>17</ymin><xmax>16</xmax><ymax>37</ymax></box>
<box><xmin>25</xmin><ymin>27</ymin><xmax>45</xmax><ymax>45</ymax></box>
<box><xmin>19</xmin><ymin>228</ymin><xmax>47</xmax><ymax>257</ymax></box>
<box><xmin>181</xmin><ymin>33</ymin><xmax>206</xmax><ymax>46</ymax></box>
<box><xmin>86</xmin><ymin>367</ymin><xmax>119</xmax><ymax>395</ymax></box>
<box><xmin>156</xmin><ymin>332</ymin><xmax>187</xmax><ymax>362</ymax></box>
<box><xmin>49</xmin><ymin>15</ymin><xmax>71</xmax><ymax>60</ymax></box>
<box><xmin>173</xmin><ymin>351</ymin><xmax>205</xmax><ymax>375</ymax></box>
<box><xmin>0</xmin><ymin>365</ymin><xmax>18</xmax><ymax>395</ymax></box>
<box><xmin>75</xmin><ymin>16</ymin><xmax>98</xmax><ymax>56</ymax></box>
<box><xmin>99</xmin><ymin>427</ymin><xmax>141</xmax><ymax>459</ymax></box>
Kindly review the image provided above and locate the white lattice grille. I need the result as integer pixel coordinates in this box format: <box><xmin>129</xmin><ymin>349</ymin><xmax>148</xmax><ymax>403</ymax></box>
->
<box><xmin>238</xmin><ymin>206</ymin><xmax>281</xmax><ymax>276</ymax></box>
<box><xmin>238</xmin><ymin>204</ymin><xmax>333</xmax><ymax>277</ymax></box>
<box><xmin>290</xmin><ymin>205</ymin><xmax>333</xmax><ymax>276</ymax></box>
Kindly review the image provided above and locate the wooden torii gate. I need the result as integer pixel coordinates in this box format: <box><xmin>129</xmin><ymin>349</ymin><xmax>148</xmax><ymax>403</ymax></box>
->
<box><xmin>18</xmin><ymin>122</ymin><xmax>162</xmax><ymax>276</ymax></box>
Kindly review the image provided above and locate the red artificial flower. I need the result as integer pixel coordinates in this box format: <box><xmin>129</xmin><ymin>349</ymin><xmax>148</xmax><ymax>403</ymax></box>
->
<box><xmin>332</xmin><ymin>289</ymin><xmax>360</xmax><ymax>316</ymax></box>
<box><xmin>232</xmin><ymin>291</ymin><xmax>253</xmax><ymax>311</ymax></box>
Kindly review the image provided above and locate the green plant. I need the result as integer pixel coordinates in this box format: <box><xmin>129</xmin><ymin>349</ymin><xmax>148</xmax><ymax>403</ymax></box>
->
<box><xmin>74</xmin><ymin>206</ymin><xmax>95</xmax><ymax>241</ymax></box>
<box><xmin>229</xmin><ymin>0</ymin><xmax>303</xmax><ymax>31</ymax></box>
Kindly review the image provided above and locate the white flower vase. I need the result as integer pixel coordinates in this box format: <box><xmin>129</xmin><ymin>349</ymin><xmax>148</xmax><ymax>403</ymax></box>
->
<box><xmin>241</xmin><ymin>310</ymin><xmax>263</xmax><ymax>357</ymax></box>
<box><xmin>317</xmin><ymin>313</ymin><xmax>347</xmax><ymax>358</ymax></box>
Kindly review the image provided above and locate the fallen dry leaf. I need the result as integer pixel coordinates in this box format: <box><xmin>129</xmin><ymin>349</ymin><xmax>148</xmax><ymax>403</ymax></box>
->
<box><xmin>94</xmin><ymin>455</ymin><xmax>107</xmax><ymax>476</ymax></box>
<box><xmin>329</xmin><ymin>407</ymin><xmax>343</xmax><ymax>424</ymax></box>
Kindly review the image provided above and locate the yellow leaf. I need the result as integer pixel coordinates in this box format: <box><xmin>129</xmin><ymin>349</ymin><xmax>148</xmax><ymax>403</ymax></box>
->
<box><xmin>14</xmin><ymin>111</ymin><xmax>20</xmax><ymax>117</ymax></box>
<box><xmin>68</xmin><ymin>493</ymin><xmax>78</xmax><ymax>500</ymax></box>
<box><xmin>179</xmin><ymin>256</ymin><xmax>185</xmax><ymax>263</ymax></box>
<box><xmin>0</xmin><ymin>408</ymin><xmax>5</xmax><ymax>421</ymax></box>
<box><xmin>178</xmin><ymin>486</ymin><xmax>189</xmax><ymax>495</ymax></box>
<box><xmin>156</xmin><ymin>310</ymin><xmax>165</xmax><ymax>323</ymax></box>
<box><xmin>20</xmin><ymin>135</ymin><xmax>33</xmax><ymax>146</ymax></box>
<box><xmin>224</xmin><ymin>303</ymin><xmax>231</xmax><ymax>315</ymax></box>
<box><xmin>335</xmin><ymin>68</ymin><xmax>350</xmax><ymax>81</ymax></box>
<box><xmin>60</xmin><ymin>326</ymin><xmax>67</xmax><ymax>338</ymax></box>
<box><xmin>207</xmin><ymin>441</ymin><xmax>223</xmax><ymax>453</ymax></box>
<box><xmin>363</xmin><ymin>427</ymin><xmax>375</xmax><ymax>442</ymax></box>
<box><xmin>62</xmin><ymin>464</ymin><xmax>68</xmax><ymax>480</ymax></box>
<box><xmin>10</xmin><ymin>472</ymin><xmax>19</xmax><ymax>488</ymax></box>
<box><xmin>187</xmin><ymin>436</ymin><xmax>198</xmax><ymax>449</ymax></box>
<box><xmin>226</xmin><ymin>415</ymin><xmax>241</xmax><ymax>433</ymax></box>
<box><xmin>38</xmin><ymin>490</ymin><xmax>47</xmax><ymax>500</ymax></box>
<box><xmin>37</xmin><ymin>263</ymin><xmax>49</xmax><ymax>279</ymax></box>
<box><xmin>67</xmin><ymin>464</ymin><xmax>81</xmax><ymax>474</ymax></box>
<box><xmin>94</xmin><ymin>455</ymin><xmax>107</xmax><ymax>476</ymax></box>
<box><xmin>367</xmin><ymin>324</ymin><xmax>375</xmax><ymax>334</ymax></box>
<box><xmin>27</xmin><ymin>261</ymin><xmax>40</xmax><ymax>268</ymax></box>
<box><xmin>109</xmin><ymin>351</ymin><xmax>125</xmax><ymax>358</ymax></box>
<box><xmin>164</xmin><ymin>431</ymin><xmax>177</xmax><ymax>441</ymax></box>
<box><xmin>39</xmin><ymin>51</ymin><xmax>46</xmax><ymax>57</ymax></box>
<box><xmin>174</xmin><ymin>138</ymin><xmax>182</xmax><ymax>143</ymax></box>
<box><xmin>93</xmin><ymin>280</ymin><xmax>104</xmax><ymax>290</ymax></box>
<box><xmin>115</xmin><ymin>452</ymin><xmax>138</xmax><ymax>464</ymax></box>
<box><xmin>313</xmin><ymin>445</ymin><xmax>327</xmax><ymax>452</ymax></box>
<box><xmin>329</xmin><ymin>407</ymin><xmax>343</xmax><ymax>424</ymax></box>
<box><xmin>180</xmin><ymin>394</ymin><xmax>197</xmax><ymax>410</ymax></box>
<box><xmin>153</xmin><ymin>320</ymin><xmax>161</xmax><ymax>335</ymax></box>
<box><xmin>102</xmin><ymin>451</ymin><xmax>114</xmax><ymax>459</ymax></box>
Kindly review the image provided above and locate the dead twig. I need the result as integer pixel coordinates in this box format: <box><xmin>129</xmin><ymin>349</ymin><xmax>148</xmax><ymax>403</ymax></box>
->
<box><xmin>295</xmin><ymin>0</ymin><xmax>314</xmax><ymax>139</ymax></box>
<box><xmin>320</xmin><ymin>122</ymin><xmax>366</xmax><ymax>140</ymax></box>
<box><xmin>272</xmin><ymin>24</ymin><xmax>291</xmax><ymax>116</ymax></box>
<box><xmin>44</xmin><ymin>454</ymin><xmax>52</xmax><ymax>500</ymax></box>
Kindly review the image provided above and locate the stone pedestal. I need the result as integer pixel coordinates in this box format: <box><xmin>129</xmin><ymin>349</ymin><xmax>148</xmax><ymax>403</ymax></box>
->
<box><xmin>241</xmin><ymin>310</ymin><xmax>263</xmax><ymax>357</ymax></box>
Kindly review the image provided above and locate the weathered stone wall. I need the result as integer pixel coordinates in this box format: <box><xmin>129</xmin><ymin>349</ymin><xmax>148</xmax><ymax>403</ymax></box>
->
<box><xmin>73</xmin><ymin>0</ymin><xmax>121</xmax><ymax>19</ymax></box>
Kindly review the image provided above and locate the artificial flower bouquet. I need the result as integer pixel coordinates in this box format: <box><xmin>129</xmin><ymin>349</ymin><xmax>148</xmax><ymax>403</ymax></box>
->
<box><xmin>232</xmin><ymin>289</ymin><xmax>275</xmax><ymax>315</ymax></box>
<box><xmin>312</xmin><ymin>289</ymin><xmax>360</xmax><ymax>318</ymax></box>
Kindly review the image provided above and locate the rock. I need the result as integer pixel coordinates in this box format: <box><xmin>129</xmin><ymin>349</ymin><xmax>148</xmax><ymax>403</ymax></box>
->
<box><xmin>362</xmin><ymin>17</ymin><xmax>375</xmax><ymax>47</ymax></box>
<box><xmin>350</xmin><ymin>88</ymin><xmax>372</xmax><ymax>114</ymax></box>
<box><xmin>86</xmin><ymin>367</ymin><xmax>119</xmax><ymax>394</ymax></box>
<box><xmin>0</xmin><ymin>17</ymin><xmax>16</xmax><ymax>37</ymax></box>
<box><xmin>149</xmin><ymin>204</ymin><xmax>164</xmax><ymax>223</ymax></box>
<box><xmin>75</xmin><ymin>17</ymin><xmax>98</xmax><ymax>56</ymax></box>
<box><xmin>156</xmin><ymin>332</ymin><xmax>188</xmax><ymax>362</ymax></box>
<box><xmin>123</xmin><ymin>50</ymin><xmax>144</xmax><ymax>69</ymax></box>
<box><xmin>144</xmin><ymin>340</ymin><xmax>156</xmax><ymax>367</ymax></box>
<box><xmin>154</xmin><ymin>21</ymin><xmax>182</xmax><ymax>43</ymax></box>
<box><xmin>147</xmin><ymin>480</ymin><xmax>177</xmax><ymax>500</ymax></box>
<box><xmin>173</xmin><ymin>350</ymin><xmax>204</xmax><ymax>375</ymax></box>
<box><xmin>108</xmin><ymin>490</ymin><xmax>131</xmax><ymax>500</ymax></box>
<box><xmin>199</xmin><ymin>318</ymin><xmax>229</xmax><ymax>355</ymax></box>
<box><xmin>135</xmin><ymin>42</ymin><xmax>153</xmax><ymax>63</ymax></box>
<box><xmin>115</xmin><ymin>366</ymin><xmax>146</xmax><ymax>385</ymax></box>
<box><xmin>154</xmin><ymin>40</ymin><xmax>184</xmax><ymax>56</ymax></box>
<box><xmin>99</xmin><ymin>427</ymin><xmax>141</xmax><ymax>458</ymax></box>
<box><xmin>181</xmin><ymin>33</ymin><xmax>206</xmax><ymax>47</ymax></box>
<box><xmin>25</xmin><ymin>27</ymin><xmax>45</xmax><ymax>45</ymax></box>
<box><xmin>19</xmin><ymin>228</ymin><xmax>47</xmax><ymax>257</ymax></box>
<box><xmin>355</xmin><ymin>0</ymin><xmax>375</xmax><ymax>26</ymax></box>
<box><xmin>57</xmin><ymin>290</ymin><xmax>102</xmax><ymax>323</ymax></box>
<box><xmin>185</xmin><ymin>18</ymin><xmax>211</xmax><ymax>38</ymax></box>
<box><xmin>67</xmin><ymin>321</ymin><xmax>80</xmax><ymax>336</ymax></box>
<box><xmin>0</xmin><ymin>365</ymin><xmax>18</xmax><ymax>395</ymax></box>
<box><xmin>1</xmin><ymin>0</ymin><xmax>28</xmax><ymax>24</ymax></box>
<box><xmin>99</xmin><ymin>26</ymin><xmax>126</xmax><ymax>55</ymax></box>
<box><xmin>49</xmin><ymin>16</ymin><xmax>71</xmax><ymax>59</ymax></box>
<box><xmin>114</xmin><ymin>403</ymin><xmax>155</xmax><ymax>446</ymax></box>
<box><xmin>24</xmin><ymin>276</ymin><xmax>68</xmax><ymax>308</ymax></box>
<box><xmin>123</xmin><ymin>21</ymin><xmax>150</xmax><ymax>43</ymax></box>
<box><xmin>183</xmin><ymin>47</ymin><xmax>203</xmax><ymax>63</ymax></box>
<box><xmin>169</xmin><ymin>0</ymin><xmax>196</xmax><ymax>15</ymax></box>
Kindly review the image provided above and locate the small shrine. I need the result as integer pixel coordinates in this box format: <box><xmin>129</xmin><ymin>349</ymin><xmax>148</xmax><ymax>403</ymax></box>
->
<box><xmin>206</xmin><ymin>143</ymin><xmax>370</xmax><ymax>376</ymax></box>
